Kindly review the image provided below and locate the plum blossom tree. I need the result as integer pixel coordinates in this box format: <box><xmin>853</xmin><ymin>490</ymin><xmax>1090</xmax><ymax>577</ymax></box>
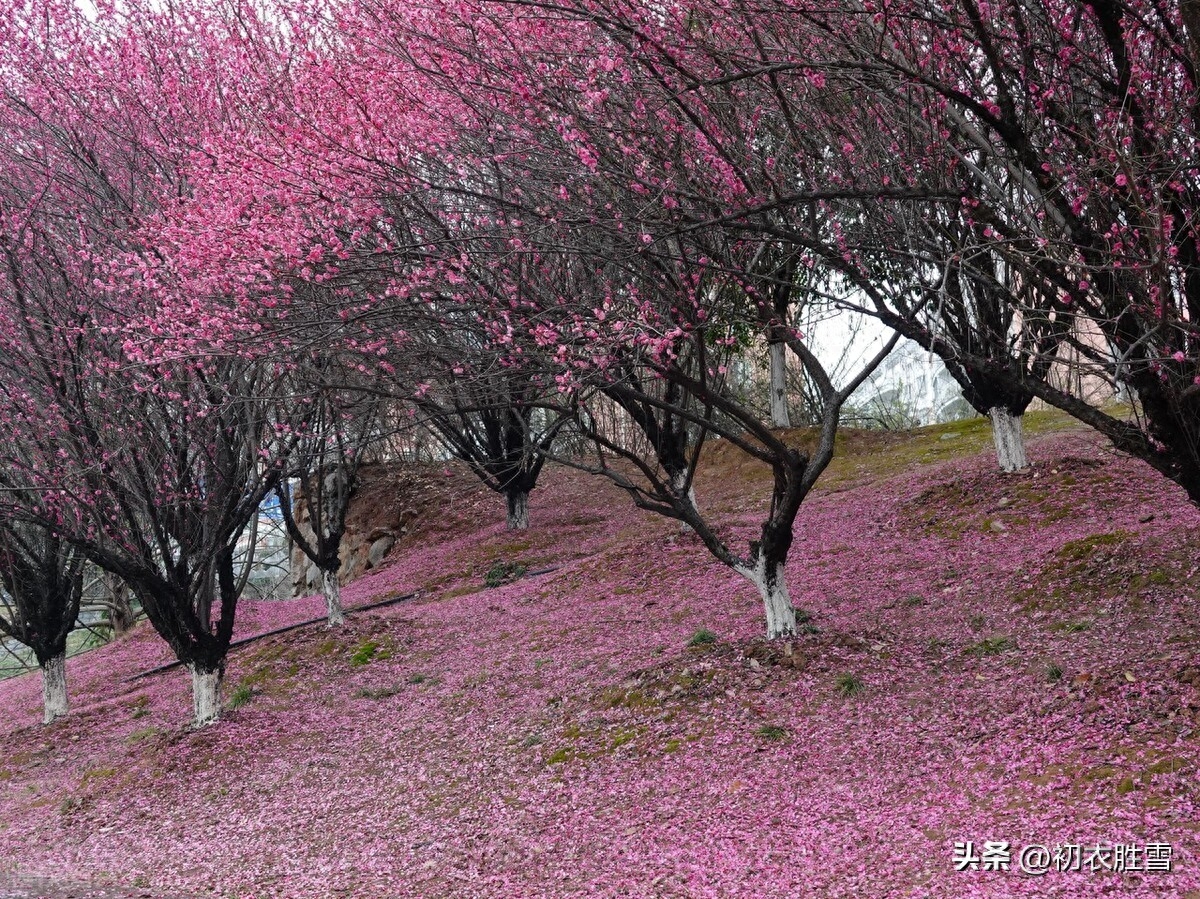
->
<box><xmin>186</xmin><ymin>0</ymin><xmax>906</xmax><ymax>637</ymax></box>
<box><xmin>797</xmin><ymin>0</ymin><xmax>1200</xmax><ymax>498</ymax></box>
<box><xmin>515</xmin><ymin>0</ymin><xmax>1071</xmax><ymax>472</ymax></box>
<box><xmin>404</xmin><ymin>331</ymin><xmax>567</xmax><ymax>531</ymax></box>
<box><xmin>819</xmin><ymin>191</ymin><xmax>1074</xmax><ymax>471</ymax></box>
<box><xmin>0</xmin><ymin>0</ymin><xmax>303</xmax><ymax>725</ymax></box>
<box><xmin>0</xmin><ymin>507</ymin><xmax>86</xmax><ymax>724</ymax></box>
<box><xmin>276</xmin><ymin>370</ymin><xmax>384</xmax><ymax>626</ymax></box>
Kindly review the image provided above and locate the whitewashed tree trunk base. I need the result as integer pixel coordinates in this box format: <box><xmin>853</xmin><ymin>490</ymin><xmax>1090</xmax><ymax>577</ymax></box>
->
<box><xmin>738</xmin><ymin>559</ymin><xmax>797</xmax><ymax>638</ymax></box>
<box><xmin>322</xmin><ymin>569</ymin><xmax>345</xmax><ymax>627</ymax></box>
<box><xmin>40</xmin><ymin>653</ymin><xmax>68</xmax><ymax>725</ymax></box>
<box><xmin>989</xmin><ymin>407</ymin><xmax>1028</xmax><ymax>472</ymax></box>
<box><xmin>506</xmin><ymin>491</ymin><xmax>529</xmax><ymax>531</ymax></box>
<box><xmin>769</xmin><ymin>342</ymin><xmax>791</xmax><ymax>428</ymax></box>
<box><xmin>190</xmin><ymin>665</ymin><xmax>222</xmax><ymax>728</ymax></box>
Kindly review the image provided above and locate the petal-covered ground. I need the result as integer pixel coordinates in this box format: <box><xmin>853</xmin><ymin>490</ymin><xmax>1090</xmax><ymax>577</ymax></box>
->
<box><xmin>2</xmin><ymin>413</ymin><xmax>1199</xmax><ymax>898</ymax></box>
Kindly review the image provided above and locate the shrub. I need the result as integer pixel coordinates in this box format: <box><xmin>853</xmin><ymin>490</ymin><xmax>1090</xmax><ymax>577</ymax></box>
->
<box><xmin>687</xmin><ymin>628</ymin><xmax>718</xmax><ymax>647</ymax></box>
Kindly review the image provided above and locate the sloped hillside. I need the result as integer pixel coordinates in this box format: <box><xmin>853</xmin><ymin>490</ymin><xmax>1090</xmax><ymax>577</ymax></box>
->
<box><xmin>2</xmin><ymin>413</ymin><xmax>1198</xmax><ymax>899</ymax></box>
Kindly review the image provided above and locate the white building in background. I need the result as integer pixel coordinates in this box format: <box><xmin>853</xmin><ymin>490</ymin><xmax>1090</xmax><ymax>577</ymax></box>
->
<box><xmin>730</xmin><ymin>307</ymin><xmax>971</xmax><ymax>427</ymax></box>
<box><xmin>856</xmin><ymin>338</ymin><xmax>973</xmax><ymax>425</ymax></box>
<box><xmin>746</xmin><ymin>304</ymin><xmax>1118</xmax><ymax>429</ymax></box>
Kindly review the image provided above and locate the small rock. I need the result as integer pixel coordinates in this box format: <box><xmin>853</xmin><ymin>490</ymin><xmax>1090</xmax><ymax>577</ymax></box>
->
<box><xmin>939</xmin><ymin>432</ymin><xmax>961</xmax><ymax>441</ymax></box>
<box><xmin>748</xmin><ymin>658</ymin><xmax>761</xmax><ymax>670</ymax></box>
<box><xmin>367</xmin><ymin>534</ymin><xmax>395</xmax><ymax>568</ymax></box>
<box><xmin>997</xmin><ymin>496</ymin><xmax>1012</xmax><ymax>508</ymax></box>
<box><xmin>989</xmin><ymin>519</ymin><xmax>1007</xmax><ymax>532</ymax></box>
<box><xmin>1139</xmin><ymin>513</ymin><xmax>1155</xmax><ymax>524</ymax></box>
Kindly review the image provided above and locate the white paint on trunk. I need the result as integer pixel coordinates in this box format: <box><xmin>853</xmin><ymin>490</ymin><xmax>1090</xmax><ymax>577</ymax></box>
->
<box><xmin>40</xmin><ymin>653</ymin><xmax>68</xmax><ymax>725</ymax></box>
<box><xmin>988</xmin><ymin>407</ymin><xmax>1028</xmax><ymax>472</ymax></box>
<box><xmin>736</xmin><ymin>559</ymin><xmax>797</xmax><ymax>639</ymax></box>
<box><xmin>189</xmin><ymin>665</ymin><xmax>222</xmax><ymax>728</ymax></box>
<box><xmin>671</xmin><ymin>470</ymin><xmax>698</xmax><ymax>533</ymax></box>
<box><xmin>769</xmin><ymin>341</ymin><xmax>791</xmax><ymax>428</ymax></box>
<box><xmin>506</xmin><ymin>491</ymin><xmax>529</xmax><ymax>531</ymax></box>
<box><xmin>322</xmin><ymin>568</ymin><xmax>346</xmax><ymax>627</ymax></box>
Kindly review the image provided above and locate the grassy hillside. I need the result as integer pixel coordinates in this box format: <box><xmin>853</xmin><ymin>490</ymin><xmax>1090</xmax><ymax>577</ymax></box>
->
<box><xmin>2</xmin><ymin>412</ymin><xmax>1198</xmax><ymax>898</ymax></box>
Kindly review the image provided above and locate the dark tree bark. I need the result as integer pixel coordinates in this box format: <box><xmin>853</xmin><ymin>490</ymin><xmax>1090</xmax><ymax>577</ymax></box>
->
<box><xmin>0</xmin><ymin>522</ymin><xmax>85</xmax><ymax>724</ymax></box>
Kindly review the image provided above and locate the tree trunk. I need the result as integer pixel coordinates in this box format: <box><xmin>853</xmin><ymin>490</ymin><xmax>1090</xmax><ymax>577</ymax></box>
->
<box><xmin>105</xmin><ymin>573</ymin><xmax>137</xmax><ymax>636</ymax></box>
<box><xmin>989</xmin><ymin>407</ymin><xmax>1028</xmax><ymax>472</ymax></box>
<box><xmin>769</xmin><ymin>341</ymin><xmax>791</xmax><ymax>428</ymax></box>
<box><xmin>506</xmin><ymin>490</ymin><xmax>529</xmax><ymax>530</ymax></box>
<box><xmin>189</xmin><ymin>664</ymin><xmax>222</xmax><ymax>728</ymax></box>
<box><xmin>671</xmin><ymin>470</ymin><xmax>698</xmax><ymax>533</ymax></box>
<box><xmin>322</xmin><ymin>568</ymin><xmax>345</xmax><ymax>627</ymax></box>
<box><xmin>40</xmin><ymin>653</ymin><xmax>68</xmax><ymax>725</ymax></box>
<box><xmin>738</xmin><ymin>557</ymin><xmax>797</xmax><ymax>639</ymax></box>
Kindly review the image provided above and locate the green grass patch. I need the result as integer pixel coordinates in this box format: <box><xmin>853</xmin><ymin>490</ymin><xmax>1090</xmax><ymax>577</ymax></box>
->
<box><xmin>1050</xmin><ymin>620</ymin><xmax>1092</xmax><ymax>634</ymax></box>
<box><xmin>349</xmin><ymin>640</ymin><xmax>382</xmax><ymax>666</ymax></box>
<box><xmin>484</xmin><ymin>560</ymin><xmax>528</xmax><ymax>588</ymax></box>
<box><xmin>125</xmin><ymin>727</ymin><xmax>162</xmax><ymax>745</ymax></box>
<box><xmin>965</xmin><ymin>635</ymin><xmax>1016</xmax><ymax>657</ymax></box>
<box><xmin>355</xmin><ymin>685</ymin><xmax>402</xmax><ymax>700</ymax></box>
<box><xmin>835</xmin><ymin>673</ymin><xmax>865</xmax><ymax>697</ymax></box>
<box><xmin>80</xmin><ymin>766</ymin><xmax>119</xmax><ymax>786</ymax></box>
<box><xmin>226</xmin><ymin>683</ymin><xmax>255</xmax><ymax>710</ymax></box>
<box><xmin>1057</xmin><ymin>530</ymin><xmax>1132</xmax><ymax>563</ymax></box>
